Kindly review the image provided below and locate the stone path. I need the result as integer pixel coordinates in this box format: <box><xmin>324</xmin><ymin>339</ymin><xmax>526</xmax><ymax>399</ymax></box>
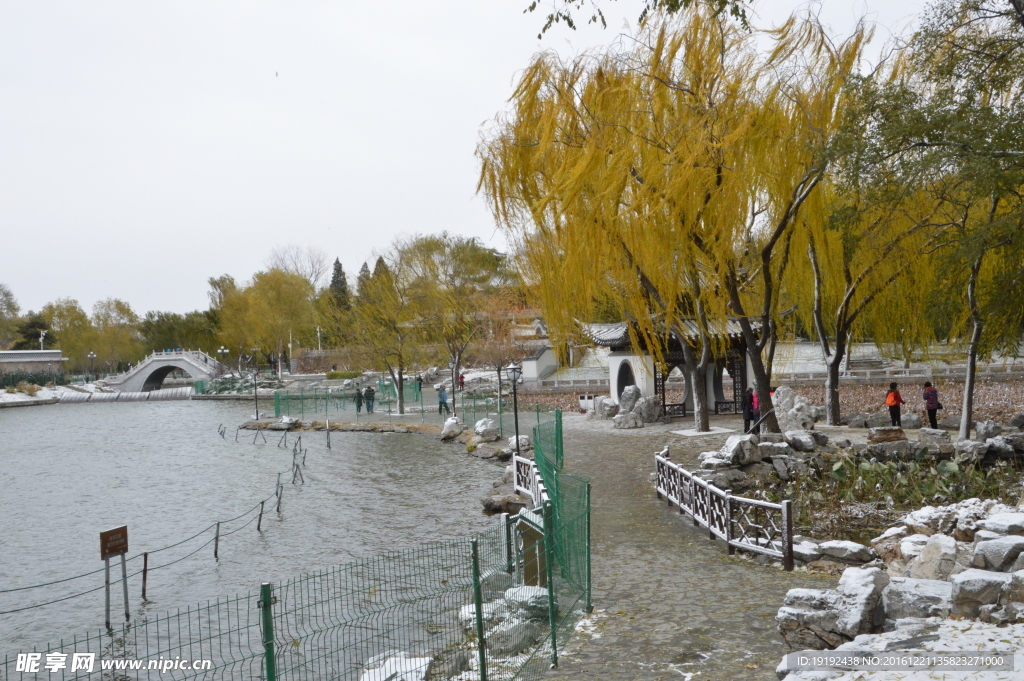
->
<box><xmin>543</xmin><ymin>413</ymin><xmax>835</xmax><ymax>681</ymax></box>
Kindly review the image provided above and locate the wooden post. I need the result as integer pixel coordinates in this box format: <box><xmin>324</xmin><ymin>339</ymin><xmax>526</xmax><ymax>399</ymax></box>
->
<box><xmin>214</xmin><ymin>522</ymin><xmax>220</xmax><ymax>561</ymax></box>
<box><xmin>142</xmin><ymin>552</ymin><xmax>148</xmax><ymax>601</ymax></box>
<box><xmin>258</xmin><ymin>501</ymin><xmax>264</xmax><ymax>532</ymax></box>
<box><xmin>104</xmin><ymin>557</ymin><xmax>111</xmax><ymax>629</ymax></box>
<box><xmin>276</xmin><ymin>484</ymin><xmax>282</xmax><ymax>512</ymax></box>
<box><xmin>120</xmin><ymin>553</ymin><xmax>130</xmax><ymax>621</ymax></box>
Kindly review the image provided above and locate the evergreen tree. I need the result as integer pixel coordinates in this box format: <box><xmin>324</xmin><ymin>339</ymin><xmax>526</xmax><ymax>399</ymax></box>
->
<box><xmin>329</xmin><ymin>258</ymin><xmax>351</xmax><ymax>311</ymax></box>
<box><xmin>12</xmin><ymin>312</ymin><xmax>54</xmax><ymax>350</ymax></box>
<box><xmin>356</xmin><ymin>262</ymin><xmax>372</xmax><ymax>298</ymax></box>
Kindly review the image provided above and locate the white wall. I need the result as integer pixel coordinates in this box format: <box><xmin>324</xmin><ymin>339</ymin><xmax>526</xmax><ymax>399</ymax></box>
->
<box><xmin>608</xmin><ymin>351</ymin><xmax>655</xmax><ymax>400</ymax></box>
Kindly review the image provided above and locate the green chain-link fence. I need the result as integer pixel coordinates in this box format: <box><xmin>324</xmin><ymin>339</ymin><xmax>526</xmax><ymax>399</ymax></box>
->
<box><xmin>4</xmin><ymin>411</ymin><xmax>590</xmax><ymax>681</ymax></box>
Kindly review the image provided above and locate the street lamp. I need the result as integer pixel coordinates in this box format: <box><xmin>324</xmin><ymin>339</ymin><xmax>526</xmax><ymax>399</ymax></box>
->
<box><xmin>88</xmin><ymin>352</ymin><xmax>96</xmax><ymax>381</ymax></box>
<box><xmin>448</xmin><ymin>358</ymin><xmax>457</xmax><ymax>417</ymax></box>
<box><xmin>505</xmin><ymin>363</ymin><xmax>522</xmax><ymax>458</ymax></box>
<box><xmin>217</xmin><ymin>346</ymin><xmax>229</xmax><ymax>377</ymax></box>
<box><xmin>39</xmin><ymin>329</ymin><xmax>47</xmax><ymax>350</ymax></box>
<box><xmin>251</xmin><ymin>347</ymin><xmax>261</xmax><ymax>419</ymax></box>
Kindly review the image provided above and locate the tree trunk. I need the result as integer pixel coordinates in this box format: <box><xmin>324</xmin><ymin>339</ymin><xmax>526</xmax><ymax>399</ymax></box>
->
<box><xmin>959</xmin><ymin>256</ymin><xmax>984</xmax><ymax>441</ymax></box>
<box><xmin>689</xmin><ymin>363</ymin><xmax>710</xmax><ymax>431</ymax></box>
<box><xmin>397</xmin><ymin>366</ymin><xmax>405</xmax><ymax>414</ymax></box>
<box><xmin>746</xmin><ymin>350</ymin><xmax>780</xmax><ymax>433</ymax></box>
<box><xmin>825</xmin><ymin>357</ymin><xmax>842</xmax><ymax>426</ymax></box>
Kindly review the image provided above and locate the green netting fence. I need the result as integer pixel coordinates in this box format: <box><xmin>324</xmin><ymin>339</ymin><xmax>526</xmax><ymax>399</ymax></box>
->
<box><xmin>4</xmin><ymin>411</ymin><xmax>590</xmax><ymax>681</ymax></box>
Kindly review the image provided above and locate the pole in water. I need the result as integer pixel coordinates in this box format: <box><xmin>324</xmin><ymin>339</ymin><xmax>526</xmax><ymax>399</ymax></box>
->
<box><xmin>276</xmin><ymin>486</ymin><xmax>282</xmax><ymax>513</ymax></box>
<box><xmin>120</xmin><ymin>553</ymin><xmax>130</xmax><ymax>622</ymax></box>
<box><xmin>142</xmin><ymin>552</ymin><xmax>149</xmax><ymax>601</ymax></box>
<box><xmin>258</xmin><ymin>500</ymin><xmax>264</xmax><ymax>531</ymax></box>
<box><xmin>104</xmin><ymin>557</ymin><xmax>111</xmax><ymax>629</ymax></box>
<box><xmin>214</xmin><ymin>521</ymin><xmax>220</xmax><ymax>561</ymax></box>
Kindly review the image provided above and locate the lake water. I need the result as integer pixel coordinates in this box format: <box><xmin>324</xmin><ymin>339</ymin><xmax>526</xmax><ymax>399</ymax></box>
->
<box><xmin>0</xmin><ymin>400</ymin><xmax>503</xmax><ymax>651</ymax></box>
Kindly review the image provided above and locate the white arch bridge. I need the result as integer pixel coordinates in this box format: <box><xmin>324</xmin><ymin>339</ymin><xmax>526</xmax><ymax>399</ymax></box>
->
<box><xmin>103</xmin><ymin>350</ymin><xmax>229</xmax><ymax>393</ymax></box>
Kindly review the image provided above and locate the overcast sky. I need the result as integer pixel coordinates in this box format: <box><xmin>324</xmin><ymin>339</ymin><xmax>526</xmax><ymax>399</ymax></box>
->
<box><xmin>1</xmin><ymin>0</ymin><xmax>923</xmax><ymax>315</ymax></box>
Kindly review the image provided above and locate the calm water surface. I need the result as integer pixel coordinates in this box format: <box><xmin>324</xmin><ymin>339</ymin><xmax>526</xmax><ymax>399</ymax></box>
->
<box><xmin>0</xmin><ymin>401</ymin><xmax>502</xmax><ymax>651</ymax></box>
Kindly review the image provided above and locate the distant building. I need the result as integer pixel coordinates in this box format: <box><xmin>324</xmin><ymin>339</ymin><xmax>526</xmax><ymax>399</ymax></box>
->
<box><xmin>0</xmin><ymin>350</ymin><xmax>69</xmax><ymax>375</ymax></box>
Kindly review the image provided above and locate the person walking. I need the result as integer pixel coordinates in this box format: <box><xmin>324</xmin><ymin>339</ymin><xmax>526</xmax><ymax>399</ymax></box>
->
<box><xmin>741</xmin><ymin>387</ymin><xmax>755</xmax><ymax>433</ymax></box>
<box><xmin>438</xmin><ymin>385</ymin><xmax>450</xmax><ymax>415</ymax></box>
<box><xmin>354</xmin><ymin>386</ymin><xmax>363</xmax><ymax>413</ymax></box>
<box><xmin>751</xmin><ymin>388</ymin><xmax>761</xmax><ymax>434</ymax></box>
<box><xmin>923</xmin><ymin>381</ymin><xmax>942</xmax><ymax>429</ymax></box>
<box><xmin>458</xmin><ymin>373</ymin><xmax>465</xmax><ymax>392</ymax></box>
<box><xmin>364</xmin><ymin>386</ymin><xmax>375</xmax><ymax>414</ymax></box>
<box><xmin>885</xmin><ymin>382</ymin><xmax>905</xmax><ymax>427</ymax></box>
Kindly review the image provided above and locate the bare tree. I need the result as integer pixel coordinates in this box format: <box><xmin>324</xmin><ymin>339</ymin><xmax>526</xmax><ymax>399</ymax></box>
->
<box><xmin>266</xmin><ymin>244</ymin><xmax>330</xmax><ymax>289</ymax></box>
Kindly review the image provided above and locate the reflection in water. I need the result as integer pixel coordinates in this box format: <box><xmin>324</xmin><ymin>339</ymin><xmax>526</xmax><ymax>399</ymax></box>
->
<box><xmin>0</xmin><ymin>401</ymin><xmax>501</xmax><ymax>650</ymax></box>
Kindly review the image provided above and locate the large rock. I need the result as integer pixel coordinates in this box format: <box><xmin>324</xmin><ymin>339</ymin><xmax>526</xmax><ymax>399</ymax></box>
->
<box><xmin>772</xmin><ymin>456</ymin><xmax>792</xmax><ymax>482</ymax></box>
<box><xmin>918</xmin><ymin>428</ymin><xmax>951</xmax><ymax>444</ymax></box>
<box><xmin>793</xmin><ymin>541</ymin><xmax>823</xmax><ymax>563</ymax></box>
<box><xmin>474</xmin><ymin>418</ymin><xmax>500</xmax><ymax>442</ymax></box>
<box><xmin>899</xmin><ymin>534</ymin><xmax>931</xmax><ymax>561</ymax></box>
<box><xmin>954</xmin><ymin>438</ymin><xmax>989</xmax><ymax>460</ymax></box>
<box><xmin>901</xmin><ymin>412</ymin><xmax>922</xmax><ymax>429</ymax></box>
<box><xmin>817</xmin><ymin>540</ymin><xmax>876</xmax><ymax>564</ymax></box>
<box><xmin>976</xmin><ymin>419</ymin><xmax>1003</xmax><ymax>440</ymax></box>
<box><xmin>632</xmin><ymin>395</ymin><xmax>663</xmax><ymax>423</ymax></box>
<box><xmin>599</xmin><ymin>398</ymin><xmax>619</xmax><ymax>419</ymax></box>
<box><xmin>721</xmin><ymin>433</ymin><xmax>761</xmax><ymax>465</ymax></box>
<box><xmin>486</xmin><ymin>620</ymin><xmax>542</xmax><ymax>656</ymax></box>
<box><xmin>972</xmin><ymin>535</ymin><xmax>1024</xmax><ymax>571</ymax></box>
<box><xmin>977</xmin><ymin>513</ymin><xmax>1024</xmax><ymax>536</ymax></box>
<box><xmin>508</xmin><ymin>434</ymin><xmax>531</xmax><ymax>451</ymax></box>
<box><xmin>1001</xmin><ymin>432</ymin><xmax>1024</xmax><ymax>452</ymax></box>
<box><xmin>882</xmin><ymin>577</ymin><xmax>952</xmax><ymax>620</ymax></box>
<box><xmin>611</xmin><ymin>411</ymin><xmax>644</xmax><ymax>429</ymax></box>
<box><xmin>809</xmin><ymin>430</ymin><xmax>830</xmax><ymax>447</ymax></box>
<box><xmin>986</xmin><ymin>436</ymin><xmax>1016</xmax><ymax>459</ymax></box>
<box><xmin>1003</xmin><ymin>570</ymin><xmax>1024</xmax><ymax>603</ymax></box>
<box><xmin>903</xmin><ymin>506</ymin><xmax>958</xmax><ymax>536</ymax></box>
<box><xmin>862</xmin><ymin>440</ymin><xmax>923</xmax><ymax>461</ymax></box>
<box><xmin>951</xmin><ymin>569</ymin><xmax>1014</xmax><ymax>618</ymax></box>
<box><xmin>868</xmin><ymin>426</ymin><xmax>907</xmax><ymax>443</ymax></box>
<box><xmin>834</xmin><ymin>567</ymin><xmax>890</xmax><ymax>636</ymax></box>
<box><xmin>698</xmin><ymin>452</ymin><xmax>735</xmax><ymax>470</ymax></box>
<box><xmin>458</xmin><ymin>601</ymin><xmax>509</xmax><ymax>631</ymax></box>
<box><xmin>1010</xmin><ymin>413</ymin><xmax>1024</xmax><ymax>429</ymax></box>
<box><xmin>758</xmin><ymin>441</ymin><xmax>794</xmax><ymax>460</ymax></box>
<box><xmin>842</xmin><ymin>412</ymin><xmax>871</xmax><ymax>428</ymax></box>
<box><xmin>865</xmin><ymin>411</ymin><xmax>895</xmax><ymax>428</ymax></box>
<box><xmin>618</xmin><ymin>385</ymin><xmax>642</xmax><ymax>413</ymax></box>
<box><xmin>776</xmin><ymin>588</ymin><xmax>846</xmax><ymax>649</ymax></box>
<box><xmin>871</xmin><ymin>526</ymin><xmax>909</xmax><ymax>563</ymax></box>
<box><xmin>504</xmin><ymin>586</ymin><xmax>549</xmax><ymax>619</ymax></box>
<box><xmin>440</xmin><ymin>417</ymin><xmax>463</xmax><ymax>441</ymax></box>
<box><xmin>785</xmin><ymin>431</ymin><xmax>817</xmax><ymax>453</ymax></box>
<box><xmin>906</xmin><ymin>533</ymin><xmax>957</xmax><ymax>580</ymax></box>
<box><xmin>773</xmin><ymin>386</ymin><xmax>816</xmax><ymax>432</ymax></box>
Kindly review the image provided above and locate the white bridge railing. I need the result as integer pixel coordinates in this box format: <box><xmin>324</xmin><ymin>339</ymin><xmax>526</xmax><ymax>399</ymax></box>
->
<box><xmin>512</xmin><ymin>454</ymin><xmax>550</xmax><ymax>508</ymax></box>
<box><xmin>655</xmin><ymin>447</ymin><xmax>794</xmax><ymax>570</ymax></box>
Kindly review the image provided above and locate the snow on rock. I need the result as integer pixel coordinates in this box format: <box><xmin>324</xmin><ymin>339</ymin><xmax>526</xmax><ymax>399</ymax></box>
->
<box><xmin>474</xmin><ymin>418</ymin><xmax>500</xmax><ymax>442</ymax></box>
<box><xmin>359</xmin><ymin>652</ymin><xmax>432</xmax><ymax>681</ymax></box>
<box><xmin>611</xmin><ymin>411</ymin><xmax>644</xmax><ymax>429</ymax></box>
<box><xmin>918</xmin><ymin>427</ymin><xmax>951</xmax><ymax>444</ymax></box>
<box><xmin>776</xmin><ymin>567</ymin><xmax>889</xmax><ymax>651</ymax></box>
<box><xmin>951</xmin><ymin>569</ymin><xmax>1014</xmax><ymax>617</ymax></box>
<box><xmin>977</xmin><ymin>513</ymin><xmax>1024</xmax><ymax>536</ymax></box>
<box><xmin>507</xmin><ymin>435</ymin><xmax>531</xmax><ymax>451</ymax></box>
<box><xmin>817</xmin><ymin>541</ymin><xmax>876</xmax><ymax>564</ymax></box>
<box><xmin>503</xmin><ymin>586</ymin><xmax>549</xmax><ymax>619</ymax></box>
<box><xmin>898</xmin><ymin>535</ymin><xmax>931</xmax><ymax>561</ymax></box>
<box><xmin>440</xmin><ymin>418</ymin><xmax>463</xmax><ymax>441</ymax></box>
<box><xmin>881</xmin><ymin>577</ymin><xmax>952</xmax><ymax>620</ymax></box>
<box><xmin>720</xmin><ymin>433</ymin><xmax>761</xmax><ymax>465</ymax></box>
<box><xmin>972</xmin><ymin>536</ymin><xmax>1024</xmax><ymax>572</ymax></box>
<box><xmin>785</xmin><ymin>431</ymin><xmax>817</xmax><ymax>453</ymax></box>
<box><xmin>902</xmin><ymin>506</ymin><xmax>958</xmax><ymax>537</ymax></box>
<box><xmin>906</xmin><ymin>534</ymin><xmax>957</xmax><ymax>581</ymax></box>
<box><xmin>618</xmin><ymin>385</ymin><xmax>641</xmax><ymax>413</ymax></box>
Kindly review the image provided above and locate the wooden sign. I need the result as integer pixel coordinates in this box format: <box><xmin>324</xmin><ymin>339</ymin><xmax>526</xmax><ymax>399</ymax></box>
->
<box><xmin>100</xmin><ymin>526</ymin><xmax>128</xmax><ymax>560</ymax></box>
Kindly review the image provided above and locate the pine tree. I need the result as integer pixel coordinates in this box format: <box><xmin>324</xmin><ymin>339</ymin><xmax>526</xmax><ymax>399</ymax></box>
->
<box><xmin>356</xmin><ymin>262</ymin><xmax>372</xmax><ymax>298</ymax></box>
<box><xmin>329</xmin><ymin>258</ymin><xmax>351</xmax><ymax>311</ymax></box>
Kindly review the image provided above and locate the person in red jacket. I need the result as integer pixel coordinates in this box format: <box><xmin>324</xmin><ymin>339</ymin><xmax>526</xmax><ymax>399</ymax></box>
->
<box><xmin>885</xmin><ymin>382</ymin><xmax>905</xmax><ymax>427</ymax></box>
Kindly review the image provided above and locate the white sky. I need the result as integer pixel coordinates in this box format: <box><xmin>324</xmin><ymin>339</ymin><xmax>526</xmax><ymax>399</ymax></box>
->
<box><xmin>1</xmin><ymin>0</ymin><xmax>923</xmax><ymax>315</ymax></box>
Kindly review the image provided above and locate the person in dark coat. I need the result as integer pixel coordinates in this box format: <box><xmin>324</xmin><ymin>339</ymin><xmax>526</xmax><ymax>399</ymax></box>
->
<box><xmin>923</xmin><ymin>381</ymin><xmax>941</xmax><ymax>429</ymax></box>
<box><xmin>438</xmin><ymin>385</ymin><xmax>451</xmax><ymax>415</ymax></box>
<box><xmin>354</xmin><ymin>386</ymin><xmax>363</xmax><ymax>413</ymax></box>
<box><xmin>364</xmin><ymin>386</ymin><xmax>375</xmax><ymax>414</ymax></box>
<box><xmin>741</xmin><ymin>387</ymin><xmax>755</xmax><ymax>433</ymax></box>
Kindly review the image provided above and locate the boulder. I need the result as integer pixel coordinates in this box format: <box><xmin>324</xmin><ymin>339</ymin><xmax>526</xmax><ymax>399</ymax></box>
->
<box><xmin>977</xmin><ymin>512</ymin><xmax>1024</xmax><ymax>536</ymax></box>
<box><xmin>951</xmin><ymin>568</ymin><xmax>1013</xmax><ymax>618</ymax></box>
<box><xmin>918</xmin><ymin>428</ymin><xmax>951</xmax><ymax>444</ymax></box>
<box><xmin>480</xmin><ymin>570</ymin><xmax>515</xmax><ymax>600</ymax></box>
<box><xmin>986</xmin><ymin>436</ymin><xmax>1016</xmax><ymax>459</ymax></box>
<box><xmin>611</xmin><ymin>411</ymin><xmax>644</xmax><ymax>429</ymax></box>
<box><xmin>871</xmin><ymin>526</ymin><xmax>909</xmax><ymax>563</ymax></box>
<box><xmin>834</xmin><ymin>567</ymin><xmax>890</xmax><ymax>636</ymax></box>
<box><xmin>976</xmin><ymin>419</ymin><xmax>1003</xmax><ymax>440</ymax></box>
<box><xmin>474</xmin><ymin>418</ymin><xmax>500</xmax><ymax>442</ymax></box>
<box><xmin>698</xmin><ymin>452</ymin><xmax>735</xmax><ymax>470</ymax></box>
<box><xmin>1003</xmin><ymin>570</ymin><xmax>1024</xmax><ymax>603</ymax></box>
<box><xmin>881</xmin><ymin>577</ymin><xmax>952</xmax><ymax>620</ymax></box>
<box><xmin>809</xmin><ymin>430</ymin><xmax>830</xmax><ymax>446</ymax></box>
<box><xmin>758</xmin><ymin>441</ymin><xmax>794</xmax><ymax>460</ymax></box>
<box><xmin>862</xmin><ymin>440</ymin><xmax>922</xmax><ymax>461</ymax></box>
<box><xmin>508</xmin><ymin>434</ymin><xmax>531</xmax><ymax>451</ymax></box>
<box><xmin>486</xmin><ymin>620</ymin><xmax>542</xmax><ymax>656</ymax></box>
<box><xmin>903</xmin><ymin>506</ymin><xmax>958</xmax><ymax>537</ymax></box>
<box><xmin>937</xmin><ymin>415</ymin><xmax>962</xmax><ymax>430</ymax></box>
<box><xmin>772</xmin><ymin>456</ymin><xmax>792</xmax><ymax>482</ymax></box>
<box><xmin>868</xmin><ymin>427</ymin><xmax>907</xmax><ymax>443</ymax></box>
<box><xmin>906</xmin><ymin>533</ymin><xmax>957</xmax><ymax>580</ymax></box>
<box><xmin>832</xmin><ymin>437</ymin><xmax>852</xmax><ymax>448</ymax></box>
<box><xmin>865</xmin><ymin>411</ymin><xmax>895</xmax><ymax>428</ymax></box>
<box><xmin>739</xmin><ymin>461</ymin><xmax>777</xmax><ymax>482</ymax></box>
<box><xmin>776</xmin><ymin>588</ymin><xmax>846</xmax><ymax>649</ymax></box>
<box><xmin>901</xmin><ymin>412</ymin><xmax>922</xmax><ymax>429</ymax></box>
<box><xmin>842</xmin><ymin>413</ymin><xmax>871</xmax><ymax>428</ymax></box>
<box><xmin>1001</xmin><ymin>432</ymin><xmax>1024</xmax><ymax>452</ymax></box>
<box><xmin>632</xmin><ymin>395</ymin><xmax>663</xmax><ymax>423</ymax></box>
<box><xmin>721</xmin><ymin>433</ymin><xmax>761</xmax><ymax>465</ymax></box>
<box><xmin>1010</xmin><ymin>413</ymin><xmax>1024</xmax><ymax>429</ymax></box>
<box><xmin>785</xmin><ymin>431</ymin><xmax>817</xmax><ymax>453</ymax></box>
<box><xmin>974</xmin><ymin>530</ymin><xmax>1004</xmax><ymax>544</ymax></box>
<box><xmin>793</xmin><ymin>541</ymin><xmax>823</xmax><ymax>563</ymax></box>
<box><xmin>618</xmin><ymin>385</ymin><xmax>642</xmax><ymax>413</ymax></box>
<box><xmin>954</xmin><ymin>438</ymin><xmax>990</xmax><ymax>460</ymax></box>
<box><xmin>599</xmin><ymin>398</ymin><xmax>619</xmax><ymax>420</ymax></box>
<box><xmin>818</xmin><ymin>540</ymin><xmax>876</xmax><ymax>564</ymax></box>
<box><xmin>693</xmin><ymin>468</ymin><xmax>747</xmax><ymax>491</ymax></box>
<box><xmin>899</xmin><ymin>534</ymin><xmax>931</xmax><ymax>561</ymax></box>
<box><xmin>504</xmin><ymin>586</ymin><xmax>549</xmax><ymax>619</ymax></box>
<box><xmin>458</xmin><ymin>601</ymin><xmax>509</xmax><ymax>631</ymax></box>
<box><xmin>972</xmin><ymin>535</ymin><xmax>1024</xmax><ymax>571</ymax></box>
<box><xmin>440</xmin><ymin>417</ymin><xmax>463</xmax><ymax>441</ymax></box>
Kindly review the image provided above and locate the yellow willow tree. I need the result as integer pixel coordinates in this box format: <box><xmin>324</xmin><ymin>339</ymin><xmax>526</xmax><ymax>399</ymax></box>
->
<box><xmin>479</xmin><ymin>10</ymin><xmax>865</xmax><ymax>431</ymax></box>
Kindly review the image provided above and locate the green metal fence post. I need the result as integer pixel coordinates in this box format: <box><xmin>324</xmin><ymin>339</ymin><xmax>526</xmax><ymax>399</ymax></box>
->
<box><xmin>543</xmin><ymin>500</ymin><xmax>558</xmax><ymax>667</ymax></box>
<box><xmin>586</xmin><ymin>481</ymin><xmax>593</xmax><ymax>613</ymax></box>
<box><xmin>471</xmin><ymin>539</ymin><xmax>489</xmax><ymax>681</ymax></box>
<box><xmin>274</xmin><ymin>391</ymin><xmax>281</xmax><ymax>418</ymax></box>
<box><xmin>260</xmin><ymin>582</ymin><xmax>277</xmax><ymax>681</ymax></box>
<box><xmin>555</xmin><ymin>409</ymin><xmax>563</xmax><ymax>470</ymax></box>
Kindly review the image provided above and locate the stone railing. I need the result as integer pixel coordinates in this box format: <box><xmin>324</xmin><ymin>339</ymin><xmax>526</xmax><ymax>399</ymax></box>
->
<box><xmin>655</xmin><ymin>447</ymin><xmax>794</xmax><ymax>570</ymax></box>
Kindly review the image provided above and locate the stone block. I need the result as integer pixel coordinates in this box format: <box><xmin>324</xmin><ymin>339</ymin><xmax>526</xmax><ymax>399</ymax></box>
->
<box><xmin>1002</xmin><ymin>570</ymin><xmax>1024</xmax><ymax>603</ymax></box>
<box><xmin>720</xmin><ymin>433</ymin><xmax>761</xmax><ymax>465</ymax></box>
<box><xmin>954</xmin><ymin>439</ymin><xmax>989</xmax><ymax>460</ymax></box>
<box><xmin>906</xmin><ymin>533</ymin><xmax>957</xmax><ymax>580</ymax></box>
<box><xmin>976</xmin><ymin>419</ymin><xmax>1003</xmax><ymax>440</ymax></box>
<box><xmin>486</xmin><ymin>620</ymin><xmax>542</xmax><ymax>656</ymax></box>
<box><xmin>881</xmin><ymin>577</ymin><xmax>952</xmax><ymax>619</ymax></box>
<box><xmin>440</xmin><ymin>417</ymin><xmax>463</xmax><ymax>441</ymax></box>
<box><xmin>978</xmin><ymin>513</ymin><xmax>1024</xmax><ymax>536</ymax></box>
<box><xmin>951</xmin><ymin>569</ymin><xmax>1013</xmax><ymax>618</ymax></box>
<box><xmin>474</xmin><ymin>418</ymin><xmax>500</xmax><ymax>442</ymax></box>
<box><xmin>503</xmin><ymin>586</ymin><xmax>549</xmax><ymax>619</ymax></box>
<box><xmin>632</xmin><ymin>395</ymin><xmax>663</xmax><ymax>423</ymax></box>
<box><xmin>869</xmin><ymin>427</ymin><xmax>907</xmax><ymax>443</ymax></box>
<box><xmin>901</xmin><ymin>413</ymin><xmax>922</xmax><ymax>429</ymax></box>
<box><xmin>972</xmin><ymin>536</ymin><xmax>1024</xmax><ymax>571</ymax></box>
<box><xmin>918</xmin><ymin>428</ymin><xmax>951</xmax><ymax>444</ymax></box>
<box><xmin>618</xmin><ymin>385</ymin><xmax>642</xmax><ymax>413</ymax></box>
<box><xmin>611</xmin><ymin>411</ymin><xmax>644</xmax><ymax>429</ymax></box>
<box><xmin>818</xmin><ymin>540</ymin><xmax>876</xmax><ymax>564</ymax></box>
<box><xmin>903</xmin><ymin>506</ymin><xmax>958</xmax><ymax>537</ymax></box>
<box><xmin>785</xmin><ymin>431</ymin><xmax>817</xmax><ymax>452</ymax></box>
<box><xmin>899</xmin><ymin>534</ymin><xmax>931</xmax><ymax>561</ymax></box>
<box><xmin>986</xmin><ymin>436</ymin><xmax>1016</xmax><ymax>459</ymax></box>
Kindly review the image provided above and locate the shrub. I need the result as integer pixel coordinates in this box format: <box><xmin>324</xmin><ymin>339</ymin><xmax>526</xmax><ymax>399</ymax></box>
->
<box><xmin>16</xmin><ymin>381</ymin><xmax>40</xmax><ymax>396</ymax></box>
<box><xmin>326</xmin><ymin>370</ymin><xmax>362</xmax><ymax>380</ymax></box>
<box><xmin>4</xmin><ymin>386</ymin><xmax>15</xmax><ymax>394</ymax></box>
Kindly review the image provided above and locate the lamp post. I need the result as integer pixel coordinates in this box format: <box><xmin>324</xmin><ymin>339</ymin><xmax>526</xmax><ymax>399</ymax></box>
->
<box><xmin>88</xmin><ymin>352</ymin><xmax>96</xmax><ymax>381</ymax></box>
<box><xmin>505</xmin><ymin>363</ymin><xmax>522</xmax><ymax>458</ymax></box>
<box><xmin>39</xmin><ymin>329</ymin><xmax>47</xmax><ymax>350</ymax></box>
<box><xmin>217</xmin><ymin>346</ymin><xmax>229</xmax><ymax>377</ymax></box>
<box><xmin>251</xmin><ymin>347</ymin><xmax>261</xmax><ymax>419</ymax></box>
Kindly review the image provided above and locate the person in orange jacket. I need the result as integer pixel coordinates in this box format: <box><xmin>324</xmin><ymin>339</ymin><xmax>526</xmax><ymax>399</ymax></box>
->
<box><xmin>885</xmin><ymin>382</ymin><xmax>905</xmax><ymax>427</ymax></box>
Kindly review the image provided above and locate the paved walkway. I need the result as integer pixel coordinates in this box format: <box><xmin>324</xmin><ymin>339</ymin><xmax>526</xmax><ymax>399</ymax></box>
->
<box><xmin>545</xmin><ymin>413</ymin><xmax>835</xmax><ymax>681</ymax></box>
